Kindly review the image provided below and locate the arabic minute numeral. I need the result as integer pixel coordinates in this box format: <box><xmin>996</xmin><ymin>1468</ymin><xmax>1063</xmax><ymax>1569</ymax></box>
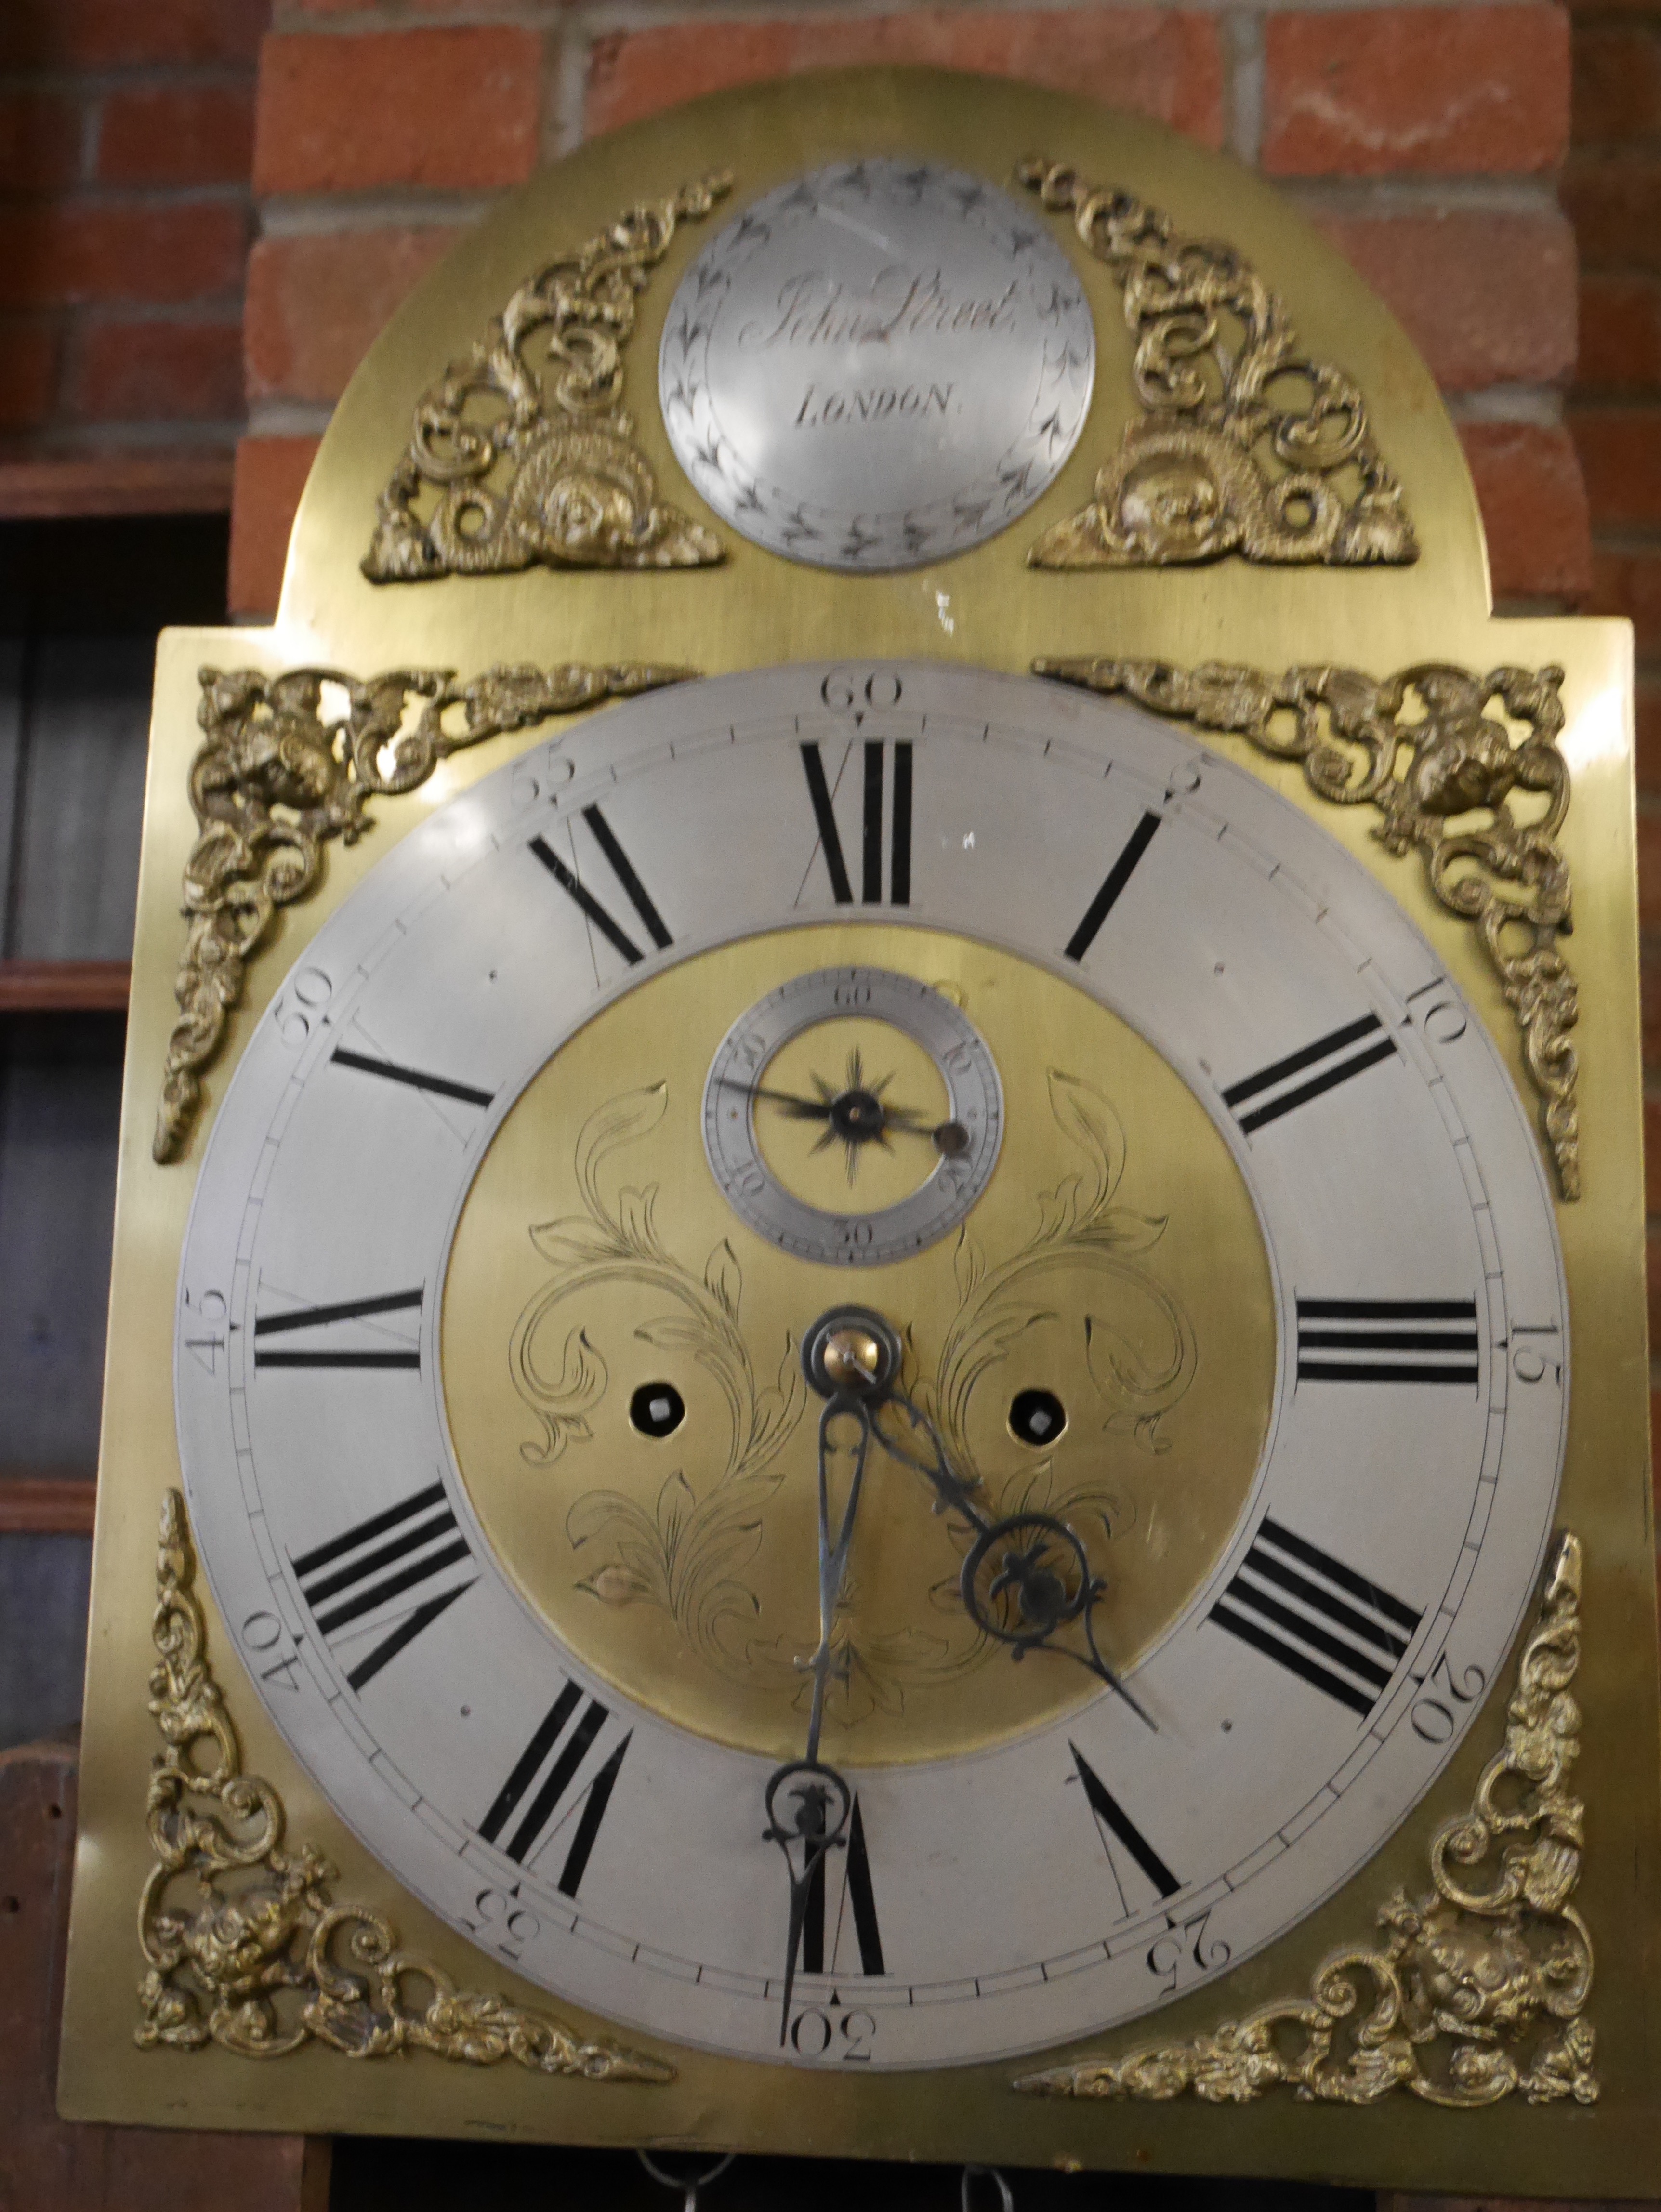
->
<box><xmin>790</xmin><ymin>2007</ymin><xmax>877</xmax><ymax>2062</ymax></box>
<box><xmin>1146</xmin><ymin>1909</ymin><xmax>1230</xmax><ymax>1995</ymax></box>
<box><xmin>1409</xmin><ymin>1649</ymin><xmax>1489</xmax><ymax>1743</ymax></box>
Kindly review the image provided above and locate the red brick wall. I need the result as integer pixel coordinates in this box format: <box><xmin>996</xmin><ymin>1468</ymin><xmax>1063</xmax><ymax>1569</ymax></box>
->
<box><xmin>1567</xmin><ymin>7</ymin><xmax>1661</xmax><ymax>1478</ymax></box>
<box><xmin>229</xmin><ymin>1</ymin><xmax>1586</xmax><ymax>620</ymax></box>
<box><xmin>0</xmin><ymin>0</ymin><xmax>268</xmax><ymax>467</ymax></box>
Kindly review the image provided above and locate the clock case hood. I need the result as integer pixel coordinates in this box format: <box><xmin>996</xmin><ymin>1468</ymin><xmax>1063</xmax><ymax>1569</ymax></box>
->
<box><xmin>57</xmin><ymin>67</ymin><xmax>1660</xmax><ymax>2200</ymax></box>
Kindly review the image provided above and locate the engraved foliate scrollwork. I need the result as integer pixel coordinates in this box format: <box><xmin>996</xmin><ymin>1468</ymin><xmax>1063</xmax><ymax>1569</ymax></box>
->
<box><xmin>1014</xmin><ymin>1532</ymin><xmax>1593</xmax><ymax>2107</ymax></box>
<box><xmin>1036</xmin><ymin>656</ymin><xmax>1577</xmax><ymax>1199</ymax></box>
<box><xmin>1019</xmin><ymin>157</ymin><xmax>1417</xmax><ymax>571</ymax></box>
<box><xmin>519</xmin><ymin>1069</ymin><xmax>1196</xmax><ymax>1727</ymax></box>
<box><xmin>364</xmin><ymin>177</ymin><xmax>731</xmax><ymax>581</ymax></box>
<box><xmin>137</xmin><ymin>1491</ymin><xmax>674</xmax><ymax>2082</ymax></box>
<box><xmin>153</xmin><ymin>660</ymin><xmax>694</xmax><ymax>1165</ymax></box>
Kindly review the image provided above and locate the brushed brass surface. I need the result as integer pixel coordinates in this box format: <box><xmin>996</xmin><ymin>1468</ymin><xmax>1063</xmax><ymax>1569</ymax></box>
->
<box><xmin>443</xmin><ymin>925</ymin><xmax>1272</xmax><ymax>1766</ymax></box>
<box><xmin>57</xmin><ymin>67</ymin><xmax>1661</xmax><ymax>2199</ymax></box>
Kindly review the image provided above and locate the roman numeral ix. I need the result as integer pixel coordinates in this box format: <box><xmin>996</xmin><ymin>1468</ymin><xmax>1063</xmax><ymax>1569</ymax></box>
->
<box><xmin>1209</xmin><ymin>1517</ymin><xmax>1422</xmax><ymax>1718</ymax></box>
<box><xmin>291</xmin><ymin>1481</ymin><xmax>475</xmax><ymax>1692</ymax></box>
<box><xmin>800</xmin><ymin>739</ymin><xmax>912</xmax><ymax>905</ymax></box>
<box><xmin>254</xmin><ymin>1287</ymin><xmax>423</xmax><ymax>1370</ymax></box>
<box><xmin>530</xmin><ymin>806</ymin><xmax>672</xmax><ymax>967</ymax></box>
<box><xmin>1071</xmin><ymin>1745</ymin><xmax>1180</xmax><ymax>1919</ymax></box>
<box><xmin>1296</xmin><ymin>1297</ymin><xmax>1480</xmax><ymax>1386</ymax></box>
<box><xmin>1222</xmin><ymin>1013</ymin><xmax>1398</xmax><ymax>1134</ymax></box>
<box><xmin>799</xmin><ymin>1793</ymin><xmax>886</xmax><ymax>1978</ymax></box>
<box><xmin>479</xmin><ymin>1685</ymin><xmax>631</xmax><ymax>1896</ymax></box>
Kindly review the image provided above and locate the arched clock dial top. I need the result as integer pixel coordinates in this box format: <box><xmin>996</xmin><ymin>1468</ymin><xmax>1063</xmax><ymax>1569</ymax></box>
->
<box><xmin>176</xmin><ymin>662</ymin><xmax>1566</xmax><ymax>2072</ymax></box>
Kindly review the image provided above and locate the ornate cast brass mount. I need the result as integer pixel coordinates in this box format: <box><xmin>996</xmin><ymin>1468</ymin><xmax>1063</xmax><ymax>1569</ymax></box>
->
<box><xmin>363</xmin><ymin>176</ymin><xmax>731</xmax><ymax>582</ymax></box>
<box><xmin>1015</xmin><ymin>1531</ymin><xmax>1593</xmax><ymax>2107</ymax></box>
<box><xmin>1018</xmin><ymin>158</ymin><xmax>1417</xmax><ymax>572</ymax></box>
<box><xmin>154</xmin><ymin>660</ymin><xmax>694</xmax><ymax>1165</ymax></box>
<box><xmin>137</xmin><ymin>1491</ymin><xmax>674</xmax><ymax>2081</ymax></box>
<box><xmin>1036</xmin><ymin>658</ymin><xmax>1578</xmax><ymax>1200</ymax></box>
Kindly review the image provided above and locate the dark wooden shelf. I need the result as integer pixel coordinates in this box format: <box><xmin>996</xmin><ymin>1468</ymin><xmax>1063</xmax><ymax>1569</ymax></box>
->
<box><xmin>0</xmin><ymin>961</ymin><xmax>131</xmax><ymax>1013</ymax></box>
<box><xmin>0</xmin><ymin>1478</ymin><xmax>96</xmax><ymax>1536</ymax></box>
<box><xmin>0</xmin><ymin>451</ymin><xmax>233</xmax><ymax>521</ymax></box>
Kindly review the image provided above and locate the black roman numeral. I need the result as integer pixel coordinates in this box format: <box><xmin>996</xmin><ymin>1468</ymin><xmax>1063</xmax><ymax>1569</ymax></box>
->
<box><xmin>801</xmin><ymin>1793</ymin><xmax>886</xmax><ymax>1977</ymax></box>
<box><xmin>1064</xmin><ymin>811</ymin><xmax>1161</xmax><ymax>961</ymax></box>
<box><xmin>800</xmin><ymin>740</ymin><xmax>912</xmax><ymax>905</ymax></box>
<box><xmin>1209</xmin><ymin>1517</ymin><xmax>1422</xmax><ymax>1718</ymax></box>
<box><xmin>1071</xmin><ymin>1744</ymin><xmax>1180</xmax><ymax>1917</ymax></box>
<box><xmin>1222</xmin><ymin>1013</ymin><xmax>1397</xmax><ymax>1133</ymax></box>
<box><xmin>330</xmin><ymin>1047</ymin><xmax>495</xmax><ymax>1109</ymax></box>
<box><xmin>1296</xmin><ymin>1297</ymin><xmax>1480</xmax><ymax>1386</ymax></box>
<box><xmin>291</xmin><ymin>1481</ymin><xmax>475</xmax><ymax>1692</ymax></box>
<box><xmin>479</xmin><ymin>1684</ymin><xmax>631</xmax><ymax>1895</ymax></box>
<box><xmin>530</xmin><ymin>806</ymin><xmax>672</xmax><ymax>966</ymax></box>
<box><xmin>254</xmin><ymin>1287</ymin><xmax>423</xmax><ymax>1370</ymax></box>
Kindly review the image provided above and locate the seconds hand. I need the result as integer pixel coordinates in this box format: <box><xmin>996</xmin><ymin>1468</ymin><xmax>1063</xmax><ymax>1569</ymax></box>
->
<box><xmin>714</xmin><ymin>1075</ymin><xmax>969</xmax><ymax>1154</ymax></box>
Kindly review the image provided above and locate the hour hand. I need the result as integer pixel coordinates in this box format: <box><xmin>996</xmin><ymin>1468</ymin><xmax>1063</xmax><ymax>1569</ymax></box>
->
<box><xmin>763</xmin><ymin>1758</ymin><xmax>851</xmax><ymax>2043</ymax></box>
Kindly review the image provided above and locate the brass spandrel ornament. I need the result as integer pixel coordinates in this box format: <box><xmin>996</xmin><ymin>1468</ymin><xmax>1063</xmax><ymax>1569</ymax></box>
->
<box><xmin>1020</xmin><ymin>157</ymin><xmax>1418</xmax><ymax>570</ymax></box>
<box><xmin>1014</xmin><ymin>1532</ymin><xmax>1594</xmax><ymax>2108</ymax></box>
<box><xmin>1033</xmin><ymin>655</ymin><xmax>1577</xmax><ymax>1196</ymax></box>
<box><xmin>362</xmin><ymin>176</ymin><xmax>730</xmax><ymax>583</ymax></box>
<box><xmin>153</xmin><ymin>659</ymin><xmax>694</xmax><ymax>1162</ymax></box>
<box><xmin>138</xmin><ymin>1492</ymin><xmax>674</xmax><ymax>2083</ymax></box>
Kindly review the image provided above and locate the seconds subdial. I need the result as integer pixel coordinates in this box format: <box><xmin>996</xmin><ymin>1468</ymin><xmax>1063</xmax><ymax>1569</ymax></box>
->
<box><xmin>702</xmin><ymin>966</ymin><xmax>1003</xmax><ymax>1265</ymax></box>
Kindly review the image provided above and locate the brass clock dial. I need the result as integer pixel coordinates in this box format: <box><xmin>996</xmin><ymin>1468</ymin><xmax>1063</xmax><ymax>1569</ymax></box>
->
<box><xmin>174</xmin><ymin>662</ymin><xmax>1567</xmax><ymax>2071</ymax></box>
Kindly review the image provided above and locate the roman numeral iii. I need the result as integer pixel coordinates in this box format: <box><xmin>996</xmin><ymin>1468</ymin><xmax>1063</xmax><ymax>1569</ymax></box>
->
<box><xmin>530</xmin><ymin>805</ymin><xmax>672</xmax><ymax>966</ymax></box>
<box><xmin>1296</xmin><ymin>1297</ymin><xmax>1480</xmax><ymax>1386</ymax></box>
<box><xmin>290</xmin><ymin>1480</ymin><xmax>475</xmax><ymax>1692</ymax></box>
<box><xmin>479</xmin><ymin>1685</ymin><xmax>631</xmax><ymax>1895</ymax></box>
<box><xmin>1223</xmin><ymin>1013</ymin><xmax>1397</xmax><ymax>1133</ymax></box>
<box><xmin>1209</xmin><ymin>1517</ymin><xmax>1421</xmax><ymax>1717</ymax></box>
<box><xmin>800</xmin><ymin>739</ymin><xmax>912</xmax><ymax>905</ymax></box>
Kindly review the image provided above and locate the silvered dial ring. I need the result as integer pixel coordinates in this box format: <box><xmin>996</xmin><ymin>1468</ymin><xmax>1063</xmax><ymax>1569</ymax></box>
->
<box><xmin>702</xmin><ymin>964</ymin><xmax>1002</xmax><ymax>1265</ymax></box>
